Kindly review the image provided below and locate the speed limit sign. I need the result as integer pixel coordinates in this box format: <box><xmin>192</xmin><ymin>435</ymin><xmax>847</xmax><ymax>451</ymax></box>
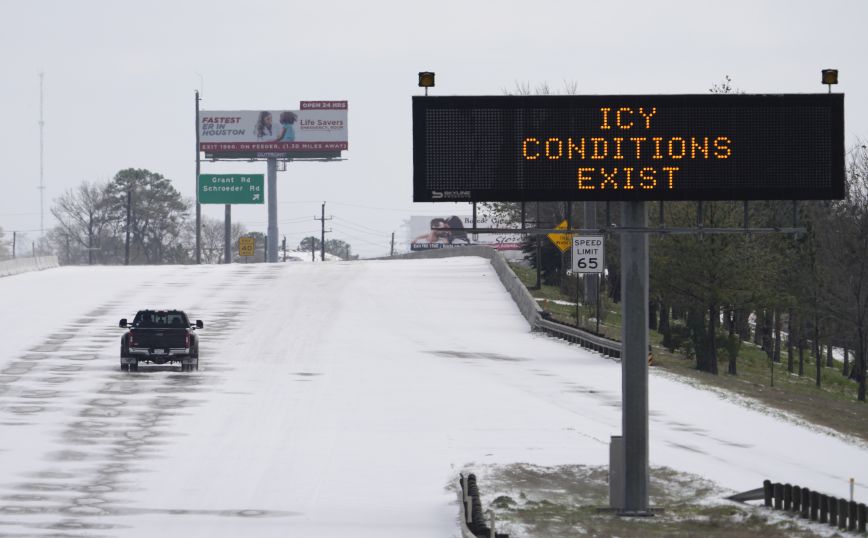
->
<box><xmin>238</xmin><ymin>237</ymin><xmax>255</xmax><ymax>257</ymax></box>
<box><xmin>572</xmin><ymin>235</ymin><xmax>604</xmax><ymax>273</ymax></box>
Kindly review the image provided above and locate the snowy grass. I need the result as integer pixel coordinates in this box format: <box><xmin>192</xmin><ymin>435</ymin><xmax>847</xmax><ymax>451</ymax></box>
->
<box><xmin>462</xmin><ymin>463</ymin><xmax>839</xmax><ymax>537</ymax></box>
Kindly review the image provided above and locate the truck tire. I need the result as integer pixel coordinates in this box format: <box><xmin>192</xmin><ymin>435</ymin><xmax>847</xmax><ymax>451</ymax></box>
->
<box><xmin>120</xmin><ymin>339</ymin><xmax>130</xmax><ymax>359</ymax></box>
<box><xmin>129</xmin><ymin>361</ymin><xmax>138</xmax><ymax>372</ymax></box>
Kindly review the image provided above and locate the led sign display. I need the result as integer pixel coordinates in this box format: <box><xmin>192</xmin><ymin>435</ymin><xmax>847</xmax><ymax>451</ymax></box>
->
<box><xmin>412</xmin><ymin>94</ymin><xmax>844</xmax><ymax>202</ymax></box>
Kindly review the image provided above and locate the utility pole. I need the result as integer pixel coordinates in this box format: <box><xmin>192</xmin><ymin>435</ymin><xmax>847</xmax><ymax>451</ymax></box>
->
<box><xmin>124</xmin><ymin>187</ymin><xmax>131</xmax><ymax>265</ymax></box>
<box><xmin>314</xmin><ymin>202</ymin><xmax>332</xmax><ymax>261</ymax></box>
<box><xmin>12</xmin><ymin>231</ymin><xmax>16</xmax><ymax>258</ymax></box>
<box><xmin>390</xmin><ymin>232</ymin><xmax>395</xmax><ymax>257</ymax></box>
<box><xmin>282</xmin><ymin>236</ymin><xmax>287</xmax><ymax>262</ymax></box>
<box><xmin>310</xmin><ymin>236</ymin><xmax>316</xmax><ymax>262</ymax></box>
<box><xmin>195</xmin><ymin>90</ymin><xmax>202</xmax><ymax>264</ymax></box>
<box><xmin>38</xmin><ymin>72</ymin><xmax>45</xmax><ymax>237</ymax></box>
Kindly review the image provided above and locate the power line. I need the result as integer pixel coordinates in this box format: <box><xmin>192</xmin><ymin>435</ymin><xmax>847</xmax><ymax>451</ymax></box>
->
<box><xmin>332</xmin><ymin>216</ymin><xmax>392</xmax><ymax>235</ymax></box>
<box><xmin>333</xmin><ymin>229</ymin><xmax>389</xmax><ymax>248</ymax></box>
<box><xmin>327</xmin><ymin>201</ymin><xmax>415</xmax><ymax>213</ymax></box>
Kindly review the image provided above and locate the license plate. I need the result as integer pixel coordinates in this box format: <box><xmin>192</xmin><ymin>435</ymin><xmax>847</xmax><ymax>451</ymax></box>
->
<box><xmin>152</xmin><ymin>349</ymin><xmax>166</xmax><ymax>355</ymax></box>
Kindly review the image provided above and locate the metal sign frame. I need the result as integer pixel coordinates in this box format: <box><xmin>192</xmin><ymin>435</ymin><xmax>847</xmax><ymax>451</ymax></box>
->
<box><xmin>412</xmin><ymin>94</ymin><xmax>845</xmax><ymax>202</ymax></box>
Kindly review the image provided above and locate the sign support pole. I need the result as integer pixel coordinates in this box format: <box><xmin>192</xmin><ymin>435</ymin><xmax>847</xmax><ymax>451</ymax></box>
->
<box><xmin>224</xmin><ymin>204</ymin><xmax>231</xmax><ymax>264</ymax></box>
<box><xmin>266</xmin><ymin>158</ymin><xmax>278</xmax><ymax>263</ymax></box>
<box><xmin>584</xmin><ymin>202</ymin><xmax>597</xmax><ymax>302</ymax></box>
<box><xmin>620</xmin><ymin>200</ymin><xmax>651</xmax><ymax>515</ymax></box>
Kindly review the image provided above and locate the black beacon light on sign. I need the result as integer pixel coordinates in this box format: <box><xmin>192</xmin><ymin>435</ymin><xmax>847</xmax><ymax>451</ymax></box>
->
<box><xmin>418</xmin><ymin>72</ymin><xmax>435</xmax><ymax>96</ymax></box>
<box><xmin>822</xmin><ymin>69</ymin><xmax>838</xmax><ymax>93</ymax></box>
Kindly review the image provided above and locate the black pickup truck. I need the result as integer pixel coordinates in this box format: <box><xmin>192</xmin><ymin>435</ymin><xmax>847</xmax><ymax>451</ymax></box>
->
<box><xmin>119</xmin><ymin>310</ymin><xmax>203</xmax><ymax>372</ymax></box>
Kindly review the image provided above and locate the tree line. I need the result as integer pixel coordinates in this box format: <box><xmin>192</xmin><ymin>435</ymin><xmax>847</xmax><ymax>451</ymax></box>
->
<box><xmin>0</xmin><ymin>168</ymin><xmax>356</xmax><ymax>265</ymax></box>
<box><xmin>485</xmin><ymin>143</ymin><xmax>868</xmax><ymax>401</ymax></box>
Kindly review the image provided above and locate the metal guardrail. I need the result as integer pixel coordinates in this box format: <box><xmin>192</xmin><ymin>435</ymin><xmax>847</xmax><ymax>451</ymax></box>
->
<box><xmin>535</xmin><ymin>318</ymin><xmax>621</xmax><ymax>359</ymax></box>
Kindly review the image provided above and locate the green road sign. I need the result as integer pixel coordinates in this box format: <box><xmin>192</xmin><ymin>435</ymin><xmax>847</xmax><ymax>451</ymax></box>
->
<box><xmin>198</xmin><ymin>174</ymin><xmax>264</xmax><ymax>204</ymax></box>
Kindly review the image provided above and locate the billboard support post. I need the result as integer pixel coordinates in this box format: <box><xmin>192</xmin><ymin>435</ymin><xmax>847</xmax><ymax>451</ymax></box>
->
<box><xmin>267</xmin><ymin>158</ymin><xmax>278</xmax><ymax>263</ymax></box>
<box><xmin>620</xmin><ymin>200</ymin><xmax>650</xmax><ymax>515</ymax></box>
<box><xmin>224</xmin><ymin>204</ymin><xmax>231</xmax><ymax>264</ymax></box>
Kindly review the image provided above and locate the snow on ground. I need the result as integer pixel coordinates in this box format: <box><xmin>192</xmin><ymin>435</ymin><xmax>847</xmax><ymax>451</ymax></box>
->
<box><xmin>0</xmin><ymin>257</ymin><xmax>865</xmax><ymax>537</ymax></box>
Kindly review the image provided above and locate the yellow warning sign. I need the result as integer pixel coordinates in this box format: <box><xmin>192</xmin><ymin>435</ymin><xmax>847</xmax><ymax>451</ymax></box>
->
<box><xmin>238</xmin><ymin>237</ymin><xmax>255</xmax><ymax>257</ymax></box>
<box><xmin>547</xmin><ymin>220</ymin><xmax>572</xmax><ymax>252</ymax></box>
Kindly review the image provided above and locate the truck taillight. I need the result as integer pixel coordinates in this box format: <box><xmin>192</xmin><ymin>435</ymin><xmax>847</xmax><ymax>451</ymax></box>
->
<box><xmin>185</xmin><ymin>334</ymin><xmax>190</xmax><ymax>348</ymax></box>
<box><xmin>128</xmin><ymin>333</ymin><xmax>135</xmax><ymax>346</ymax></box>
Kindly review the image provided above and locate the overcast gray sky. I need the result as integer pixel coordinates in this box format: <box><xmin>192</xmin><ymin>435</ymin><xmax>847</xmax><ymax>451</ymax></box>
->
<box><xmin>2</xmin><ymin>0</ymin><xmax>866</xmax><ymax>257</ymax></box>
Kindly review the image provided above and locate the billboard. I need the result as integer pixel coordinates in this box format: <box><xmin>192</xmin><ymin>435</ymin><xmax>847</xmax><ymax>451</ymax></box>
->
<box><xmin>412</xmin><ymin>94</ymin><xmax>845</xmax><ymax>202</ymax></box>
<box><xmin>409</xmin><ymin>215</ymin><xmax>524</xmax><ymax>251</ymax></box>
<box><xmin>200</xmin><ymin>101</ymin><xmax>348</xmax><ymax>159</ymax></box>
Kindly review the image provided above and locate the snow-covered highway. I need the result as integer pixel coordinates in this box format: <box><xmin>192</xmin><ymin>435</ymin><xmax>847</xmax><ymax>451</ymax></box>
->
<box><xmin>0</xmin><ymin>257</ymin><xmax>865</xmax><ymax>537</ymax></box>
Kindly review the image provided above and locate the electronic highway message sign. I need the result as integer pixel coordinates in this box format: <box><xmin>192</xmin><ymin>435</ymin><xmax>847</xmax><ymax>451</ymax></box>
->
<box><xmin>412</xmin><ymin>94</ymin><xmax>844</xmax><ymax>202</ymax></box>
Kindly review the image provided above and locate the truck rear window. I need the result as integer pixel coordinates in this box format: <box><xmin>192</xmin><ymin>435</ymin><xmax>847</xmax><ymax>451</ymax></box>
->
<box><xmin>133</xmin><ymin>311</ymin><xmax>188</xmax><ymax>328</ymax></box>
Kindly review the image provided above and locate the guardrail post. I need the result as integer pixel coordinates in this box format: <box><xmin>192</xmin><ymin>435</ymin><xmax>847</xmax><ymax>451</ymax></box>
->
<box><xmin>792</xmin><ymin>485</ymin><xmax>801</xmax><ymax>513</ymax></box>
<box><xmin>858</xmin><ymin>503</ymin><xmax>866</xmax><ymax>532</ymax></box>
<box><xmin>848</xmin><ymin>500</ymin><xmax>857</xmax><ymax>531</ymax></box>
<box><xmin>810</xmin><ymin>491</ymin><xmax>819</xmax><ymax>521</ymax></box>
<box><xmin>819</xmin><ymin>494</ymin><xmax>828</xmax><ymax>523</ymax></box>
<box><xmin>829</xmin><ymin>495</ymin><xmax>838</xmax><ymax>526</ymax></box>
<box><xmin>783</xmin><ymin>484</ymin><xmax>792</xmax><ymax>511</ymax></box>
<box><xmin>800</xmin><ymin>488</ymin><xmax>810</xmax><ymax>519</ymax></box>
<box><xmin>773</xmin><ymin>483</ymin><xmax>783</xmax><ymax>510</ymax></box>
<box><xmin>763</xmin><ymin>480</ymin><xmax>772</xmax><ymax>507</ymax></box>
<box><xmin>462</xmin><ymin>474</ymin><xmax>472</xmax><ymax>525</ymax></box>
<box><xmin>488</xmin><ymin>509</ymin><xmax>496</xmax><ymax>538</ymax></box>
<box><xmin>838</xmin><ymin>499</ymin><xmax>847</xmax><ymax>530</ymax></box>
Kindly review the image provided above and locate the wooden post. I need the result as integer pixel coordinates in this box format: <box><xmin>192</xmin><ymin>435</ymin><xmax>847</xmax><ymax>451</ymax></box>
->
<box><xmin>810</xmin><ymin>491</ymin><xmax>820</xmax><ymax>520</ymax></box>
<box><xmin>829</xmin><ymin>495</ymin><xmax>838</xmax><ymax>526</ymax></box>
<box><xmin>773</xmin><ymin>483</ymin><xmax>783</xmax><ymax>510</ymax></box>
<box><xmin>800</xmin><ymin>488</ymin><xmax>810</xmax><ymax>519</ymax></box>
<box><xmin>792</xmin><ymin>485</ymin><xmax>801</xmax><ymax>513</ymax></box>
<box><xmin>820</xmin><ymin>494</ymin><xmax>828</xmax><ymax>523</ymax></box>
<box><xmin>783</xmin><ymin>484</ymin><xmax>792</xmax><ymax>511</ymax></box>
<box><xmin>763</xmin><ymin>480</ymin><xmax>772</xmax><ymax>507</ymax></box>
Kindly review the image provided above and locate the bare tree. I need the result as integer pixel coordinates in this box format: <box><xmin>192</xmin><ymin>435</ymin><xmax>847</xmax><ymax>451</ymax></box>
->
<box><xmin>199</xmin><ymin>216</ymin><xmax>246</xmax><ymax>264</ymax></box>
<box><xmin>50</xmin><ymin>181</ymin><xmax>116</xmax><ymax>265</ymax></box>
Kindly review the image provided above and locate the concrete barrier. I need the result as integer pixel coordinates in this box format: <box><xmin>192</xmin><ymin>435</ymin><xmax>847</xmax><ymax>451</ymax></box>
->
<box><xmin>0</xmin><ymin>256</ymin><xmax>59</xmax><ymax>278</ymax></box>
